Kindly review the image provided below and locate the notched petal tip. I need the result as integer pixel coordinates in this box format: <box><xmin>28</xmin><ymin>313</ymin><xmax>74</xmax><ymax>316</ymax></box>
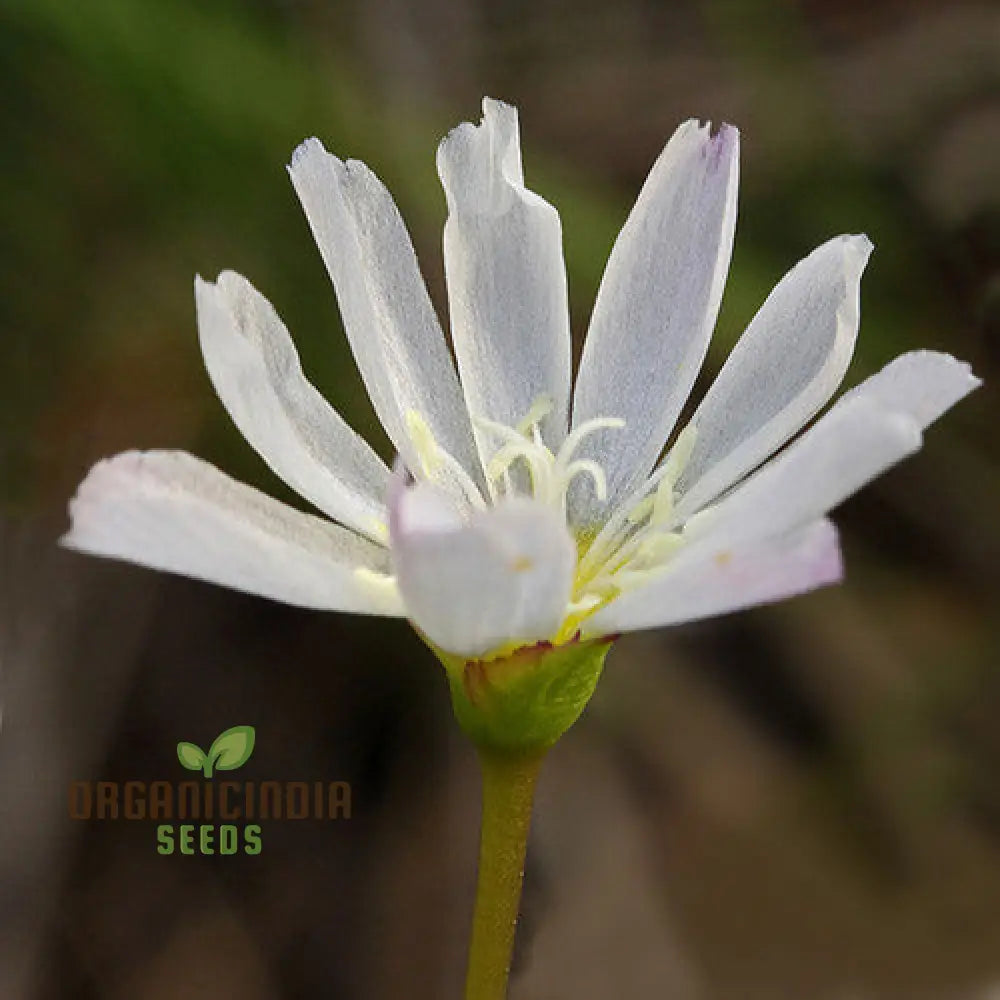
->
<box><xmin>62</xmin><ymin>449</ymin><xmax>144</xmax><ymax>538</ymax></box>
<box><xmin>845</xmin><ymin>231</ymin><xmax>874</xmax><ymax>255</ymax></box>
<box><xmin>203</xmin><ymin>269</ymin><xmax>250</xmax><ymax>305</ymax></box>
<box><xmin>711</xmin><ymin>121</ymin><xmax>739</xmax><ymax>145</ymax></box>
<box><xmin>843</xmin><ymin>350</ymin><xmax>982</xmax><ymax>431</ymax></box>
<box><xmin>481</xmin><ymin>95</ymin><xmax>516</xmax><ymax>119</ymax></box>
<box><xmin>193</xmin><ymin>275</ymin><xmax>218</xmax><ymax>319</ymax></box>
<box><xmin>335</xmin><ymin>158</ymin><xmax>388</xmax><ymax>206</ymax></box>
<box><xmin>287</xmin><ymin>138</ymin><xmax>354</xmax><ymax>193</ymax></box>
<box><xmin>830</xmin><ymin>234</ymin><xmax>874</xmax><ymax>282</ymax></box>
<box><xmin>705</xmin><ymin>122</ymin><xmax>739</xmax><ymax>170</ymax></box>
<box><xmin>830</xmin><ymin>233</ymin><xmax>874</xmax><ymax>268</ymax></box>
<box><xmin>653</xmin><ymin>119</ymin><xmax>739</xmax><ymax>187</ymax></box>
<box><xmin>196</xmin><ymin>272</ymin><xmax>254</xmax><ymax>316</ymax></box>
<box><xmin>915</xmin><ymin>350</ymin><xmax>983</xmax><ymax>391</ymax></box>
<box><xmin>437</xmin><ymin>95</ymin><xmax>527</xmax><ymax>212</ymax></box>
<box><xmin>676</xmin><ymin>119</ymin><xmax>739</xmax><ymax>165</ymax></box>
<box><xmin>287</xmin><ymin>136</ymin><xmax>330</xmax><ymax>172</ymax></box>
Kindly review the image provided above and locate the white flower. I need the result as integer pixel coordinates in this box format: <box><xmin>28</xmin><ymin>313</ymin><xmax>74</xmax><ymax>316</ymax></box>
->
<box><xmin>64</xmin><ymin>98</ymin><xmax>980</xmax><ymax>660</ymax></box>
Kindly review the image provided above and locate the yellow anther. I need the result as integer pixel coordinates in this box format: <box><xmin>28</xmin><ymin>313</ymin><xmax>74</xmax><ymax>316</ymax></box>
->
<box><xmin>660</xmin><ymin>424</ymin><xmax>697</xmax><ymax>487</ymax></box>
<box><xmin>566</xmin><ymin>593</ymin><xmax>603</xmax><ymax>615</ymax></box>
<box><xmin>578</xmin><ymin>423</ymin><xmax>697</xmax><ymax>581</ymax></box>
<box><xmin>556</xmin><ymin>588</ymin><xmax>619</xmax><ymax>643</ymax></box>
<box><xmin>635</xmin><ymin>531</ymin><xmax>685</xmax><ymax>565</ymax></box>
<box><xmin>651</xmin><ymin>477</ymin><xmax>674</xmax><ymax>525</ymax></box>
<box><xmin>364</xmin><ymin>518</ymin><xmax>390</xmax><ymax>545</ymax></box>
<box><xmin>353</xmin><ymin>567</ymin><xmax>400</xmax><ymax>596</ymax></box>
<box><xmin>625</xmin><ymin>494</ymin><xmax>655</xmax><ymax>525</ymax></box>
<box><xmin>405</xmin><ymin>410</ymin><xmax>443</xmax><ymax>477</ymax></box>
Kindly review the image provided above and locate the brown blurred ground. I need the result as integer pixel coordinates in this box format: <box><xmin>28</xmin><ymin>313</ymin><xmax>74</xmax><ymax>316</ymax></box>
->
<box><xmin>1</xmin><ymin>1</ymin><xmax>998</xmax><ymax>998</ymax></box>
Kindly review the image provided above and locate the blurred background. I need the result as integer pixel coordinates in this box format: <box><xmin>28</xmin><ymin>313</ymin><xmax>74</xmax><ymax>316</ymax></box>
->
<box><xmin>1</xmin><ymin>0</ymin><xmax>999</xmax><ymax>997</ymax></box>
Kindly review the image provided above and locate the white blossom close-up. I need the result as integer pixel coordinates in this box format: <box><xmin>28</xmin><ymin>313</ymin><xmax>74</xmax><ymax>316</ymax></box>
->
<box><xmin>64</xmin><ymin>97</ymin><xmax>980</xmax><ymax>660</ymax></box>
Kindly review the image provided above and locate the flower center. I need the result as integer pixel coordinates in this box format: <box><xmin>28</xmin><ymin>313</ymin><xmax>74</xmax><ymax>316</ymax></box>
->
<box><xmin>473</xmin><ymin>395</ymin><xmax>625</xmax><ymax>517</ymax></box>
<box><xmin>374</xmin><ymin>398</ymin><xmax>698</xmax><ymax>644</ymax></box>
<box><xmin>572</xmin><ymin>422</ymin><xmax>697</xmax><ymax>595</ymax></box>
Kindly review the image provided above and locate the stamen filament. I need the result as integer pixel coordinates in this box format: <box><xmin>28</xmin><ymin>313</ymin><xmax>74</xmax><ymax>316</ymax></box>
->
<box><xmin>560</xmin><ymin>460</ymin><xmax>607</xmax><ymax>502</ymax></box>
<box><xmin>516</xmin><ymin>395</ymin><xmax>555</xmax><ymax>434</ymax></box>
<box><xmin>578</xmin><ymin>424</ymin><xmax>698</xmax><ymax>579</ymax></box>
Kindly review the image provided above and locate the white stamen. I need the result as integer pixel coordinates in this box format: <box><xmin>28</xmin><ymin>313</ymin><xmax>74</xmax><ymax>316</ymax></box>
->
<box><xmin>560</xmin><ymin>459</ymin><xmax>608</xmax><ymax>502</ymax></box>
<box><xmin>516</xmin><ymin>394</ymin><xmax>555</xmax><ymax>434</ymax></box>
<box><xmin>405</xmin><ymin>410</ymin><xmax>486</xmax><ymax>510</ymax></box>
<box><xmin>478</xmin><ymin>415</ymin><xmax>555</xmax><ymax>500</ymax></box>
<box><xmin>578</xmin><ymin>423</ymin><xmax>698</xmax><ymax>580</ymax></box>
<box><xmin>401</xmin><ymin>398</ymin><xmax>688</xmax><ymax>628</ymax></box>
<box><xmin>557</xmin><ymin>417</ymin><xmax>626</xmax><ymax>469</ymax></box>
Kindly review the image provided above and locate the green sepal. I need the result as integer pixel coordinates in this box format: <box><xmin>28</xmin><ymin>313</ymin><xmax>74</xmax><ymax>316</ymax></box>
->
<box><xmin>432</xmin><ymin>636</ymin><xmax>614</xmax><ymax>754</ymax></box>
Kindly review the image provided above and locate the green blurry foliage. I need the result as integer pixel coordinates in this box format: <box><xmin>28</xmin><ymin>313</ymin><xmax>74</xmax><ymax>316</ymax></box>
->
<box><xmin>2</xmin><ymin>0</ymin><xmax>431</xmax><ymax>507</ymax></box>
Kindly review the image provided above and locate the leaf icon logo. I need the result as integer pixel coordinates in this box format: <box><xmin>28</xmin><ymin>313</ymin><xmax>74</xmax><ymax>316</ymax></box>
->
<box><xmin>176</xmin><ymin>725</ymin><xmax>256</xmax><ymax>778</ymax></box>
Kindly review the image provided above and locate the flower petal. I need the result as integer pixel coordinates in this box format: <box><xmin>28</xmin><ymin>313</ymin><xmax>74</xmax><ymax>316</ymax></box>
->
<box><xmin>437</xmin><ymin>98</ymin><xmax>571</xmax><ymax>455</ymax></box>
<box><xmin>679</xmin><ymin>350</ymin><xmax>980</xmax><ymax>554</ymax></box>
<box><xmin>671</xmin><ymin>234</ymin><xmax>872</xmax><ymax>521</ymax></box>
<box><xmin>390</xmin><ymin>488</ymin><xmax>576</xmax><ymax>657</ymax></box>
<box><xmin>196</xmin><ymin>271</ymin><xmax>390</xmax><ymax>542</ymax></box>
<box><xmin>586</xmin><ymin>519</ymin><xmax>841</xmax><ymax>634</ymax></box>
<box><xmin>288</xmin><ymin>141</ymin><xmax>482</xmax><ymax>493</ymax></box>
<box><xmin>569</xmin><ymin>120</ymin><xmax>740</xmax><ymax>526</ymax></box>
<box><xmin>834</xmin><ymin>349</ymin><xmax>981</xmax><ymax>428</ymax></box>
<box><xmin>683</xmin><ymin>396</ymin><xmax>922</xmax><ymax>552</ymax></box>
<box><xmin>62</xmin><ymin>451</ymin><xmax>403</xmax><ymax>615</ymax></box>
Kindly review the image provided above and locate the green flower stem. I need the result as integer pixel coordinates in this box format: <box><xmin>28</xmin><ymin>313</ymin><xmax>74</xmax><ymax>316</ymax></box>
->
<box><xmin>465</xmin><ymin>747</ymin><xmax>545</xmax><ymax>1000</ymax></box>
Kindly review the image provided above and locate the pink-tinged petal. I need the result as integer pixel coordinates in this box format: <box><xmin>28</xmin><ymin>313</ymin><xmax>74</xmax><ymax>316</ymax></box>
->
<box><xmin>682</xmin><ymin>396</ymin><xmax>923</xmax><ymax>553</ymax></box>
<box><xmin>62</xmin><ymin>451</ymin><xmax>403</xmax><ymax>616</ymax></box>
<box><xmin>569</xmin><ymin>120</ymin><xmax>739</xmax><ymax>527</ymax></box>
<box><xmin>390</xmin><ymin>486</ymin><xmax>576</xmax><ymax>657</ymax></box>
<box><xmin>585</xmin><ymin>519</ymin><xmax>842</xmax><ymax>634</ymax></box>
